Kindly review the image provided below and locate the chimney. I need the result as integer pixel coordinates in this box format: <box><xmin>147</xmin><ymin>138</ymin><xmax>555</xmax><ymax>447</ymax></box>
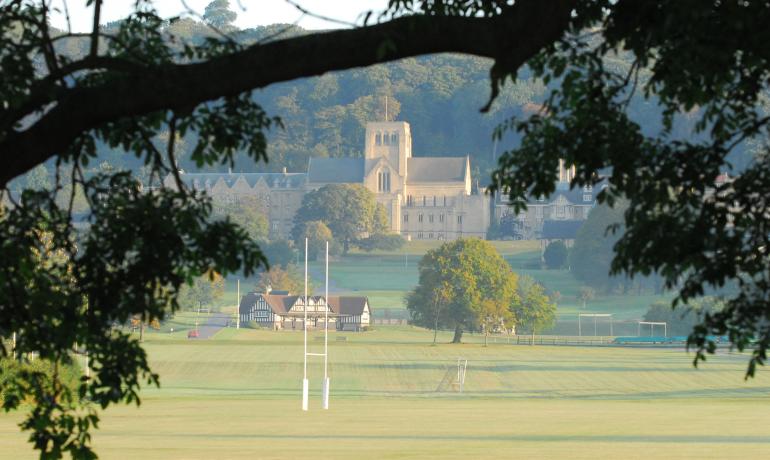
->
<box><xmin>282</xmin><ymin>167</ymin><xmax>287</xmax><ymax>174</ymax></box>
<box><xmin>265</xmin><ymin>283</ymin><xmax>272</xmax><ymax>295</ymax></box>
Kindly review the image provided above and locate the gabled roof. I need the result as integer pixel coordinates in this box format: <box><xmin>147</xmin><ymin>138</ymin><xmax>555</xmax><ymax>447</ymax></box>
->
<box><xmin>406</xmin><ymin>157</ymin><xmax>466</xmax><ymax>183</ymax></box>
<box><xmin>239</xmin><ymin>292</ymin><xmax>370</xmax><ymax>317</ymax></box>
<box><xmin>326</xmin><ymin>296</ymin><xmax>369</xmax><ymax>316</ymax></box>
<box><xmin>540</xmin><ymin>220</ymin><xmax>584</xmax><ymax>240</ymax></box>
<box><xmin>307</xmin><ymin>158</ymin><xmax>365</xmax><ymax>183</ymax></box>
<box><xmin>177</xmin><ymin>172</ymin><xmax>306</xmax><ymax>189</ymax></box>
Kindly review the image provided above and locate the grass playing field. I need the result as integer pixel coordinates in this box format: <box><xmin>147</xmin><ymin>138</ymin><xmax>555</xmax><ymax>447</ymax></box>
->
<box><xmin>1</xmin><ymin>324</ymin><xmax>769</xmax><ymax>459</ymax></box>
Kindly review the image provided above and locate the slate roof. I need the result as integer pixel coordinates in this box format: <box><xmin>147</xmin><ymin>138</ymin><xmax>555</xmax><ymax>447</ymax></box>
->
<box><xmin>540</xmin><ymin>220</ymin><xmax>584</xmax><ymax>240</ymax></box>
<box><xmin>406</xmin><ymin>157</ymin><xmax>467</xmax><ymax>183</ymax></box>
<box><xmin>179</xmin><ymin>172</ymin><xmax>306</xmax><ymax>189</ymax></box>
<box><xmin>307</xmin><ymin>158</ymin><xmax>365</xmax><ymax>183</ymax></box>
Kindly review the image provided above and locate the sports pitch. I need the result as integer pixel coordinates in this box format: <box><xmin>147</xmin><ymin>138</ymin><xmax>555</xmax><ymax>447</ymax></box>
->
<box><xmin>2</xmin><ymin>326</ymin><xmax>770</xmax><ymax>459</ymax></box>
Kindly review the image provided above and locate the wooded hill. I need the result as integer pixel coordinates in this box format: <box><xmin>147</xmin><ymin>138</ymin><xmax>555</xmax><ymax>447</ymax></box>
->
<box><xmin>16</xmin><ymin>18</ymin><xmax>756</xmax><ymax>189</ymax></box>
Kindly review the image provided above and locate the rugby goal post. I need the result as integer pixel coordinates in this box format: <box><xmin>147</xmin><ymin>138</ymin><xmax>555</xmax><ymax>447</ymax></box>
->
<box><xmin>638</xmin><ymin>321</ymin><xmax>667</xmax><ymax>337</ymax></box>
<box><xmin>578</xmin><ymin>313</ymin><xmax>614</xmax><ymax>336</ymax></box>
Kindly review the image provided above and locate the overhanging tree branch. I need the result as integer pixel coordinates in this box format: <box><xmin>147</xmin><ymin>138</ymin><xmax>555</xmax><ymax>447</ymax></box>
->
<box><xmin>0</xmin><ymin>0</ymin><xmax>575</xmax><ymax>187</ymax></box>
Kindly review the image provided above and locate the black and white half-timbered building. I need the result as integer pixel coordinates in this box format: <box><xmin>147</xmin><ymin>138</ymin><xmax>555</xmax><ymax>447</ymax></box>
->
<box><xmin>239</xmin><ymin>292</ymin><xmax>371</xmax><ymax>331</ymax></box>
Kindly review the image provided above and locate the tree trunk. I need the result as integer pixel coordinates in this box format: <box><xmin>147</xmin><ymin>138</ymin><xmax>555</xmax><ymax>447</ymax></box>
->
<box><xmin>432</xmin><ymin>300</ymin><xmax>441</xmax><ymax>345</ymax></box>
<box><xmin>139</xmin><ymin>322</ymin><xmax>145</xmax><ymax>343</ymax></box>
<box><xmin>531</xmin><ymin>325</ymin><xmax>535</xmax><ymax>346</ymax></box>
<box><xmin>452</xmin><ymin>325</ymin><xmax>463</xmax><ymax>343</ymax></box>
<box><xmin>484</xmin><ymin>329</ymin><xmax>488</xmax><ymax>347</ymax></box>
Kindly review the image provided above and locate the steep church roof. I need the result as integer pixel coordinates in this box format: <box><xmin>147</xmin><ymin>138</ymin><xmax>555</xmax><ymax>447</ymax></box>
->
<box><xmin>406</xmin><ymin>157</ymin><xmax>467</xmax><ymax>183</ymax></box>
<box><xmin>307</xmin><ymin>158</ymin><xmax>365</xmax><ymax>183</ymax></box>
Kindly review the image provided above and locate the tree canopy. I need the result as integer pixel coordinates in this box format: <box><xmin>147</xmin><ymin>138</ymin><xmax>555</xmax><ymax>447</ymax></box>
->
<box><xmin>406</xmin><ymin>239</ymin><xmax>519</xmax><ymax>343</ymax></box>
<box><xmin>543</xmin><ymin>240</ymin><xmax>567</xmax><ymax>270</ymax></box>
<box><xmin>292</xmin><ymin>184</ymin><xmax>387</xmax><ymax>253</ymax></box>
<box><xmin>4</xmin><ymin>0</ymin><xmax>770</xmax><ymax>457</ymax></box>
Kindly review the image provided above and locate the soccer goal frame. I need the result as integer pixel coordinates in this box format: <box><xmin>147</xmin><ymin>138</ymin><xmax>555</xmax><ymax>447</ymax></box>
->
<box><xmin>578</xmin><ymin>313</ymin><xmax>614</xmax><ymax>336</ymax></box>
<box><xmin>638</xmin><ymin>321</ymin><xmax>667</xmax><ymax>337</ymax></box>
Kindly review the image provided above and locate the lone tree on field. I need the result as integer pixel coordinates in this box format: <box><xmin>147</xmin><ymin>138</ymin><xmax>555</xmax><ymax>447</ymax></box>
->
<box><xmin>577</xmin><ymin>286</ymin><xmax>596</xmax><ymax>310</ymax></box>
<box><xmin>406</xmin><ymin>239</ymin><xmax>519</xmax><ymax>343</ymax></box>
<box><xmin>178</xmin><ymin>271</ymin><xmax>226</xmax><ymax>312</ymax></box>
<box><xmin>5</xmin><ymin>0</ymin><xmax>770</xmax><ymax>456</ymax></box>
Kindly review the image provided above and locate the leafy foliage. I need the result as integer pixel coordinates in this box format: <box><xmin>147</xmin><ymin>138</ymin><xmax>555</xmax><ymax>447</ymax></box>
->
<box><xmin>513</xmin><ymin>276</ymin><xmax>557</xmax><ymax>336</ymax></box>
<box><xmin>213</xmin><ymin>197</ymin><xmax>269</xmax><ymax>243</ymax></box>
<box><xmin>203</xmin><ymin>0</ymin><xmax>237</xmax><ymax>29</ymax></box>
<box><xmin>255</xmin><ymin>265</ymin><xmax>308</xmax><ymax>295</ymax></box>
<box><xmin>543</xmin><ymin>240</ymin><xmax>567</xmax><ymax>269</ymax></box>
<box><xmin>644</xmin><ymin>297</ymin><xmax>726</xmax><ymax>338</ymax></box>
<box><xmin>489</xmin><ymin>0</ymin><xmax>770</xmax><ymax>376</ymax></box>
<box><xmin>178</xmin><ymin>271</ymin><xmax>225</xmax><ymax>311</ymax></box>
<box><xmin>406</xmin><ymin>239</ymin><xmax>518</xmax><ymax>343</ymax></box>
<box><xmin>293</xmin><ymin>220</ymin><xmax>337</xmax><ymax>261</ymax></box>
<box><xmin>357</xmin><ymin>234</ymin><xmax>406</xmax><ymax>252</ymax></box>
<box><xmin>576</xmin><ymin>286</ymin><xmax>595</xmax><ymax>310</ymax></box>
<box><xmin>292</xmin><ymin>184</ymin><xmax>387</xmax><ymax>253</ymax></box>
<box><xmin>0</xmin><ymin>3</ymin><xmax>272</xmax><ymax>457</ymax></box>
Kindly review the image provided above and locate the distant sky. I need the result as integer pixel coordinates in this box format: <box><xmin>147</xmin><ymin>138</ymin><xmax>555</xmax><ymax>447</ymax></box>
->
<box><xmin>49</xmin><ymin>0</ymin><xmax>389</xmax><ymax>32</ymax></box>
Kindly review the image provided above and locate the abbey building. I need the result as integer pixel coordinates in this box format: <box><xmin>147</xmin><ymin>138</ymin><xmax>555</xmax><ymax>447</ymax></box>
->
<box><xmin>165</xmin><ymin>121</ymin><xmax>491</xmax><ymax>240</ymax></box>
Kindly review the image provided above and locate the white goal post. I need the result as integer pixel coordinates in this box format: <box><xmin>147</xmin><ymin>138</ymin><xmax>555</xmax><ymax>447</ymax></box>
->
<box><xmin>578</xmin><ymin>313</ymin><xmax>614</xmax><ymax>336</ymax></box>
<box><xmin>638</xmin><ymin>321</ymin><xmax>667</xmax><ymax>337</ymax></box>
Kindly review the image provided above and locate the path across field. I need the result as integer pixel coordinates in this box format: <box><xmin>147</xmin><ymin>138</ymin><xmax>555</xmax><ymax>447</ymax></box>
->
<box><xmin>196</xmin><ymin>312</ymin><xmax>230</xmax><ymax>339</ymax></box>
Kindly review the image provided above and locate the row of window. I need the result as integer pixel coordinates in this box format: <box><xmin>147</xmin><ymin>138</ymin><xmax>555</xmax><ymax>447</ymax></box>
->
<box><xmin>405</xmin><ymin>195</ymin><xmax>449</xmax><ymax>207</ymax></box>
<box><xmin>536</xmin><ymin>193</ymin><xmax>593</xmax><ymax>203</ymax></box>
<box><xmin>403</xmin><ymin>214</ymin><xmax>462</xmax><ymax>225</ymax></box>
<box><xmin>534</xmin><ymin>206</ymin><xmax>589</xmax><ymax>218</ymax></box>
<box><xmin>375</xmin><ymin>132</ymin><xmax>399</xmax><ymax>146</ymax></box>
<box><xmin>416</xmin><ymin>232</ymin><xmax>445</xmax><ymax>240</ymax></box>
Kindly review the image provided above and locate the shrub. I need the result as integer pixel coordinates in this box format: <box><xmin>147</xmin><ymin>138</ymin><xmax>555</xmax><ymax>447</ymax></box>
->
<box><xmin>246</xmin><ymin>320</ymin><xmax>261</xmax><ymax>330</ymax></box>
<box><xmin>543</xmin><ymin>240</ymin><xmax>568</xmax><ymax>269</ymax></box>
<box><xmin>357</xmin><ymin>234</ymin><xmax>405</xmax><ymax>252</ymax></box>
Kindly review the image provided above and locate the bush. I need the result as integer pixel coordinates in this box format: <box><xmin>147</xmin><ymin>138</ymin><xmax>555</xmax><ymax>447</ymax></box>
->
<box><xmin>643</xmin><ymin>297</ymin><xmax>724</xmax><ymax>336</ymax></box>
<box><xmin>1</xmin><ymin>357</ymin><xmax>81</xmax><ymax>407</ymax></box>
<box><xmin>357</xmin><ymin>234</ymin><xmax>405</xmax><ymax>252</ymax></box>
<box><xmin>246</xmin><ymin>320</ymin><xmax>261</xmax><ymax>330</ymax></box>
<box><xmin>543</xmin><ymin>240</ymin><xmax>568</xmax><ymax>269</ymax></box>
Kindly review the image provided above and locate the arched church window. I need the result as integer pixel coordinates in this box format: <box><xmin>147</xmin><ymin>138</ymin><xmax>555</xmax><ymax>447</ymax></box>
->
<box><xmin>391</xmin><ymin>132</ymin><xmax>398</xmax><ymax>144</ymax></box>
<box><xmin>383</xmin><ymin>132</ymin><xmax>390</xmax><ymax>145</ymax></box>
<box><xmin>378</xmin><ymin>170</ymin><xmax>391</xmax><ymax>193</ymax></box>
<box><xmin>375</xmin><ymin>133</ymin><xmax>382</xmax><ymax>145</ymax></box>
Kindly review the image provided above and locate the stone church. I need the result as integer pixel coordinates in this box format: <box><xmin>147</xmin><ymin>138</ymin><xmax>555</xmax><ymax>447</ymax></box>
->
<box><xmin>165</xmin><ymin>121</ymin><xmax>491</xmax><ymax>240</ymax></box>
